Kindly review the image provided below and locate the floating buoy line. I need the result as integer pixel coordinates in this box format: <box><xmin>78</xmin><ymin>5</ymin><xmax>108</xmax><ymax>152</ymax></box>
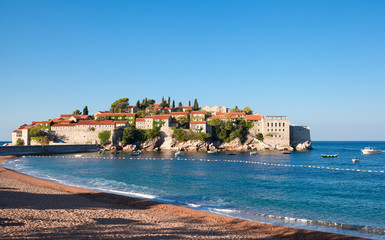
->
<box><xmin>23</xmin><ymin>155</ymin><xmax>385</xmax><ymax>174</ymax></box>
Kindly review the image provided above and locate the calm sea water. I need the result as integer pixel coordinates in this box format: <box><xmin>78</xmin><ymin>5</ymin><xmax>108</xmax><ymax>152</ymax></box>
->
<box><xmin>3</xmin><ymin>141</ymin><xmax>385</xmax><ymax>239</ymax></box>
<box><xmin>0</xmin><ymin>141</ymin><xmax>11</xmax><ymax>146</ymax></box>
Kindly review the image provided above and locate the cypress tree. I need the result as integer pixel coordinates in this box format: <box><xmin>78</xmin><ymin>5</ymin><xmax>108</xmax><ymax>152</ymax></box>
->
<box><xmin>172</xmin><ymin>100</ymin><xmax>175</xmax><ymax>108</ymax></box>
<box><xmin>167</xmin><ymin>96</ymin><xmax>171</xmax><ymax>106</ymax></box>
<box><xmin>188</xmin><ymin>100</ymin><xmax>191</xmax><ymax>106</ymax></box>
<box><xmin>83</xmin><ymin>106</ymin><xmax>89</xmax><ymax>115</ymax></box>
<box><xmin>193</xmin><ymin>99</ymin><xmax>199</xmax><ymax>110</ymax></box>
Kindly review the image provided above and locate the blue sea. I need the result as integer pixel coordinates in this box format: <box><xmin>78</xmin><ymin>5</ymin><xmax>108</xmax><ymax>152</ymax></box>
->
<box><xmin>0</xmin><ymin>141</ymin><xmax>11</xmax><ymax>146</ymax></box>
<box><xmin>3</xmin><ymin>141</ymin><xmax>385</xmax><ymax>239</ymax></box>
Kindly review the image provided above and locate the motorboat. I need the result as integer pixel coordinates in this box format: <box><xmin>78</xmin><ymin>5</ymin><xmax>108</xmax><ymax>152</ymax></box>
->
<box><xmin>282</xmin><ymin>151</ymin><xmax>291</xmax><ymax>155</ymax></box>
<box><xmin>226</xmin><ymin>153</ymin><xmax>236</xmax><ymax>155</ymax></box>
<box><xmin>75</xmin><ymin>154</ymin><xmax>83</xmax><ymax>158</ymax></box>
<box><xmin>352</xmin><ymin>158</ymin><xmax>360</xmax><ymax>163</ymax></box>
<box><xmin>250</xmin><ymin>151</ymin><xmax>258</xmax><ymax>156</ymax></box>
<box><xmin>321</xmin><ymin>154</ymin><xmax>338</xmax><ymax>158</ymax></box>
<box><xmin>361</xmin><ymin>147</ymin><xmax>382</xmax><ymax>155</ymax></box>
<box><xmin>175</xmin><ymin>151</ymin><xmax>184</xmax><ymax>157</ymax></box>
<box><xmin>207</xmin><ymin>150</ymin><xmax>217</xmax><ymax>154</ymax></box>
<box><xmin>129</xmin><ymin>151</ymin><xmax>141</xmax><ymax>156</ymax></box>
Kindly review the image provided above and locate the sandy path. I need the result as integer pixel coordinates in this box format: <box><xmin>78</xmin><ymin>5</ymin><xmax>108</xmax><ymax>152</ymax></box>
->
<box><xmin>0</xmin><ymin>156</ymin><xmax>366</xmax><ymax>239</ymax></box>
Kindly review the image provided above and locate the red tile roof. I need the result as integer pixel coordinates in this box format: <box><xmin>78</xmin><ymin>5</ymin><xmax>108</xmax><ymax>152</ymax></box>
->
<box><xmin>216</xmin><ymin>112</ymin><xmax>245</xmax><ymax>116</ymax></box>
<box><xmin>176</xmin><ymin>106</ymin><xmax>192</xmax><ymax>109</ymax></box>
<box><xmin>72</xmin><ymin>115</ymin><xmax>90</xmax><ymax>120</ymax></box>
<box><xmin>96</xmin><ymin>113</ymin><xmax>135</xmax><ymax>117</ymax></box>
<box><xmin>207</xmin><ymin>116</ymin><xmax>223</xmax><ymax>119</ymax></box>
<box><xmin>60</xmin><ymin>114</ymin><xmax>71</xmax><ymax>118</ymax></box>
<box><xmin>77</xmin><ymin>120</ymin><xmax>115</xmax><ymax>125</ymax></box>
<box><xmin>191</xmin><ymin>111</ymin><xmax>206</xmax><ymax>114</ymax></box>
<box><xmin>153</xmin><ymin>104</ymin><xmax>161</xmax><ymax>107</ymax></box>
<box><xmin>115</xmin><ymin>121</ymin><xmax>128</xmax><ymax>124</ymax></box>
<box><xmin>246</xmin><ymin>115</ymin><xmax>262</xmax><ymax>121</ymax></box>
<box><xmin>190</xmin><ymin>121</ymin><xmax>207</xmax><ymax>124</ymax></box>
<box><xmin>52</xmin><ymin>124</ymin><xmax>77</xmax><ymax>127</ymax></box>
<box><xmin>170</xmin><ymin>112</ymin><xmax>189</xmax><ymax>116</ymax></box>
<box><xmin>136</xmin><ymin>118</ymin><xmax>146</xmax><ymax>122</ymax></box>
<box><xmin>153</xmin><ymin>115</ymin><xmax>171</xmax><ymax>120</ymax></box>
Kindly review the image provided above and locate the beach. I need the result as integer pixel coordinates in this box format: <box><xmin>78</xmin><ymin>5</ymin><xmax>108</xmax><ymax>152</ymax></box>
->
<box><xmin>0</xmin><ymin>155</ymin><xmax>366</xmax><ymax>239</ymax></box>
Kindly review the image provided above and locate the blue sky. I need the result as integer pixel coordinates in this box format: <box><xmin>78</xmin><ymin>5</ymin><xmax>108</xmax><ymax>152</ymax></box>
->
<box><xmin>1</xmin><ymin>0</ymin><xmax>384</xmax><ymax>141</ymax></box>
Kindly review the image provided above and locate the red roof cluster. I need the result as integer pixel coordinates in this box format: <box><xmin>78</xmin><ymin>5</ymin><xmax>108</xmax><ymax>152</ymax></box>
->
<box><xmin>72</xmin><ymin>115</ymin><xmax>90</xmax><ymax>120</ymax></box>
<box><xmin>246</xmin><ymin>115</ymin><xmax>261</xmax><ymax>121</ymax></box>
<box><xmin>136</xmin><ymin>118</ymin><xmax>146</xmax><ymax>122</ymax></box>
<box><xmin>95</xmin><ymin>113</ymin><xmax>135</xmax><ymax>117</ymax></box>
<box><xmin>190</xmin><ymin>121</ymin><xmax>207</xmax><ymax>124</ymax></box>
<box><xmin>216</xmin><ymin>112</ymin><xmax>246</xmax><ymax>116</ymax></box>
<box><xmin>60</xmin><ymin>114</ymin><xmax>71</xmax><ymax>118</ymax></box>
<box><xmin>170</xmin><ymin>112</ymin><xmax>188</xmax><ymax>116</ymax></box>
<box><xmin>191</xmin><ymin>111</ymin><xmax>206</xmax><ymax>114</ymax></box>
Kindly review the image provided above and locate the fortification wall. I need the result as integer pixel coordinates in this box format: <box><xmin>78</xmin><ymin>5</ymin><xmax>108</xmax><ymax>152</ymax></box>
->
<box><xmin>50</xmin><ymin>129</ymin><xmax>117</xmax><ymax>145</ymax></box>
<box><xmin>290</xmin><ymin>126</ymin><xmax>311</xmax><ymax>146</ymax></box>
<box><xmin>0</xmin><ymin>144</ymin><xmax>99</xmax><ymax>156</ymax></box>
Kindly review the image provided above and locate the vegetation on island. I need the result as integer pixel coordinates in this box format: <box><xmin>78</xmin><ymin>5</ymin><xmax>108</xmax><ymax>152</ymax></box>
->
<box><xmin>172</xmin><ymin>128</ymin><xmax>211</xmax><ymax>141</ymax></box>
<box><xmin>16</xmin><ymin>138</ymin><xmax>24</xmax><ymax>146</ymax></box>
<box><xmin>98</xmin><ymin>130</ymin><xmax>111</xmax><ymax>146</ymax></box>
<box><xmin>110</xmin><ymin>98</ymin><xmax>129</xmax><ymax>113</ymax></box>
<box><xmin>72</xmin><ymin>109</ymin><xmax>82</xmax><ymax>116</ymax></box>
<box><xmin>207</xmin><ymin>118</ymin><xmax>253</xmax><ymax>143</ymax></box>
<box><xmin>121</xmin><ymin>126</ymin><xmax>161</xmax><ymax>144</ymax></box>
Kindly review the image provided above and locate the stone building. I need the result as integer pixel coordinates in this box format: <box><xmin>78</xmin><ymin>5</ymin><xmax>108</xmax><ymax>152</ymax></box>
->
<box><xmin>189</xmin><ymin>121</ymin><xmax>212</xmax><ymax>134</ymax></box>
<box><xmin>136</xmin><ymin>118</ymin><xmax>153</xmax><ymax>130</ymax></box>
<box><xmin>201</xmin><ymin>105</ymin><xmax>227</xmax><ymax>113</ymax></box>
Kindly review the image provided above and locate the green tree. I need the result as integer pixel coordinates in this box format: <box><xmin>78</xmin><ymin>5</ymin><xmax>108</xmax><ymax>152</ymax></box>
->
<box><xmin>122</xmin><ymin>126</ymin><xmax>142</xmax><ymax>144</ymax></box>
<box><xmin>193</xmin><ymin>99</ymin><xmax>199</xmax><ymax>110</ymax></box>
<box><xmin>231</xmin><ymin>106</ymin><xmax>241</xmax><ymax>112</ymax></box>
<box><xmin>147</xmin><ymin>99</ymin><xmax>155</xmax><ymax>106</ymax></box>
<box><xmin>110</xmin><ymin>98</ymin><xmax>129</xmax><ymax>113</ymax></box>
<box><xmin>72</xmin><ymin>109</ymin><xmax>82</xmax><ymax>116</ymax></box>
<box><xmin>98</xmin><ymin>131</ymin><xmax>111</xmax><ymax>146</ymax></box>
<box><xmin>83</xmin><ymin>106</ymin><xmax>89</xmax><ymax>115</ymax></box>
<box><xmin>167</xmin><ymin>96</ymin><xmax>171</xmax><ymax>106</ymax></box>
<box><xmin>177</xmin><ymin>116</ymin><xmax>189</xmax><ymax>129</ymax></box>
<box><xmin>172</xmin><ymin>100</ymin><xmax>175</xmax><ymax>108</ymax></box>
<box><xmin>16</xmin><ymin>138</ymin><xmax>24</xmax><ymax>146</ymax></box>
<box><xmin>243</xmin><ymin>106</ymin><xmax>253</xmax><ymax>115</ymax></box>
<box><xmin>136</xmin><ymin>100</ymin><xmax>140</xmax><ymax>109</ymax></box>
<box><xmin>256</xmin><ymin>133</ymin><xmax>264</xmax><ymax>142</ymax></box>
<box><xmin>136</xmin><ymin>110</ymin><xmax>146</xmax><ymax>118</ymax></box>
<box><xmin>29</xmin><ymin>125</ymin><xmax>45</xmax><ymax>137</ymax></box>
<box><xmin>188</xmin><ymin>100</ymin><xmax>191</xmax><ymax>106</ymax></box>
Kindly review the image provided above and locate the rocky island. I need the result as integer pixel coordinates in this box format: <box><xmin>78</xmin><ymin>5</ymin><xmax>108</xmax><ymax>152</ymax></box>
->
<box><xmin>10</xmin><ymin>97</ymin><xmax>312</xmax><ymax>152</ymax></box>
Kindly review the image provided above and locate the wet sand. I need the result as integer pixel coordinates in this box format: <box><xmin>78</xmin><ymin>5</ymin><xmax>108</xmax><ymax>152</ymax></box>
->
<box><xmin>0</xmin><ymin>155</ymin><xmax>366</xmax><ymax>239</ymax></box>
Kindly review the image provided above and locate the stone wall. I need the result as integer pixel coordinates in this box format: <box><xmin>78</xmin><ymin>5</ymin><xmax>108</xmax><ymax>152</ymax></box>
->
<box><xmin>50</xmin><ymin>128</ymin><xmax>117</xmax><ymax>145</ymax></box>
<box><xmin>290</xmin><ymin>126</ymin><xmax>311</xmax><ymax>146</ymax></box>
<box><xmin>0</xmin><ymin>144</ymin><xmax>99</xmax><ymax>156</ymax></box>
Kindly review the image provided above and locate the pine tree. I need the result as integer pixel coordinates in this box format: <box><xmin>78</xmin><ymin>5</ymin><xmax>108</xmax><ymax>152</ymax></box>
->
<box><xmin>193</xmin><ymin>99</ymin><xmax>199</xmax><ymax>110</ymax></box>
<box><xmin>83</xmin><ymin>106</ymin><xmax>89</xmax><ymax>115</ymax></box>
<box><xmin>136</xmin><ymin>100</ymin><xmax>140</xmax><ymax>108</ymax></box>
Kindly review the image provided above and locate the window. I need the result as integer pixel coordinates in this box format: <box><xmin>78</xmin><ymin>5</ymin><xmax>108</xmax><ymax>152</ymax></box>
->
<box><xmin>283</xmin><ymin>123</ymin><xmax>285</xmax><ymax>127</ymax></box>
<box><xmin>267</xmin><ymin>123</ymin><xmax>269</xmax><ymax>127</ymax></box>
<box><xmin>275</xmin><ymin>123</ymin><xmax>277</xmax><ymax>127</ymax></box>
<box><xmin>267</xmin><ymin>129</ymin><xmax>269</xmax><ymax>131</ymax></box>
<box><xmin>279</xmin><ymin>123</ymin><xmax>281</xmax><ymax>127</ymax></box>
<box><xmin>283</xmin><ymin>129</ymin><xmax>285</xmax><ymax>131</ymax></box>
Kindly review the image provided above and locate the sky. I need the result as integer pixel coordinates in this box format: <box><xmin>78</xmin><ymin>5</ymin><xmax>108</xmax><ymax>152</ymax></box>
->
<box><xmin>1</xmin><ymin>0</ymin><xmax>385</xmax><ymax>141</ymax></box>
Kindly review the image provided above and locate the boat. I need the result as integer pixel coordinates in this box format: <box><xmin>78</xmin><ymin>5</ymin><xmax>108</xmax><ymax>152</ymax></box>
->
<box><xmin>227</xmin><ymin>153</ymin><xmax>236</xmax><ymax>155</ymax></box>
<box><xmin>129</xmin><ymin>151</ymin><xmax>141</xmax><ymax>156</ymax></box>
<box><xmin>250</xmin><ymin>151</ymin><xmax>258</xmax><ymax>156</ymax></box>
<box><xmin>352</xmin><ymin>158</ymin><xmax>360</xmax><ymax>163</ymax></box>
<box><xmin>321</xmin><ymin>154</ymin><xmax>338</xmax><ymax>158</ymax></box>
<box><xmin>207</xmin><ymin>150</ymin><xmax>217</xmax><ymax>154</ymax></box>
<box><xmin>75</xmin><ymin>154</ymin><xmax>83</xmax><ymax>158</ymax></box>
<box><xmin>282</xmin><ymin>151</ymin><xmax>291</xmax><ymax>154</ymax></box>
<box><xmin>361</xmin><ymin>147</ymin><xmax>382</xmax><ymax>155</ymax></box>
<box><xmin>175</xmin><ymin>151</ymin><xmax>184</xmax><ymax>157</ymax></box>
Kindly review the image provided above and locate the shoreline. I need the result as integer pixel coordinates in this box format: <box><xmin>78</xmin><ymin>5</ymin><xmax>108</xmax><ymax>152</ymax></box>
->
<box><xmin>0</xmin><ymin>155</ymin><xmax>366</xmax><ymax>239</ymax></box>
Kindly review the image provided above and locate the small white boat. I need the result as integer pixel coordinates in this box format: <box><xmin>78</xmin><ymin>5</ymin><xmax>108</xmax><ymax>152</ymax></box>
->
<box><xmin>361</xmin><ymin>147</ymin><xmax>382</xmax><ymax>155</ymax></box>
<box><xmin>250</xmin><ymin>151</ymin><xmax>258</xmax><ymax>156</ymax></box>
<box><xmin>75</xmin><ymin>154</ymin><xmax>83</xmax><ymax>158</ymax></box>
<box><xmin>175</xmin><ymin>151</ymin><xmax>184</xmax><ymax>157</ymax></box>
<box><xmin>207</xmin><ymin>150</ymin><xmax>217</xmax><ymax>154</ymax></box>
<box><xmin>352</xmin><ymin>158</ymin><xmax>360</xmax><ymax>163</ymax></box>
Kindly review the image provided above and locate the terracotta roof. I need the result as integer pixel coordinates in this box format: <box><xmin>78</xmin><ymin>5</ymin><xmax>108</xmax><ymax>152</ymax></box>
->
<box><xmin>72</xmin><ymin>115</ymin><xmax>90</xmax><ymax>119</ymax></box>
<box><xmin>170</xmin><ymin>112</ymin><xmax>189</xmax><ymax>116</ymax></box>
<box><xmin>207</xmin><ymin>116</ymin><xmax>223</xmax><ymax>119</ymax></box>
<box><xmin>127</xmin><ymin>106</ymin><xmax>136</xmax><ymax>108</ymax></box>
<box><xmin>246</xmin><ymin>115</ymin><xmax>261</xmax><ymax>121</ymax></box>
<box><xmin>176</xmin><ymin>106</ymin><xmax>192</xmax><ymax>109</ymax></box>
<box><xmin>153</xmin><ymin>104</ymin><xmax>160</xmax><ymax>107</ymax></box>
<box><xmin>77</xmin><ymin>120</ymin><xmax>115</xmax><ymax>125</ymax></box>
<box><xmin>216</xmin><ymin>112</ymin><xmax>245</xmax><ymax>116</ymax></box>
<box><xmin>145</xmin><ymin>116</ymin><xmax>154</xmax><ymax>118</ymax></box>
<box><xmin>153</xmin><ymin>115</ymin><xmax>171</xmax><ymax>120</ymax></box>
<box><xmin>60</xmin><ymin>114</ymin><xmax>71</xmax><ymax>118</ymax></box>
<box><xmin>191</xmin><ymin>111</ymin><xmax>205</xmax><ymax>114</ymax></box>
<box><xmin>136</xmin><ymin>118</ymin><xmax>146</xmax><ymax>122</ymax></box>
<box><xmin>52</xmin><ymin>119</ymin><xmax>73</xmax><ymax>124</ymax></box>
<box><xmin>165</xmin><ymin>107</ymin><xmax>173</xmax><ymax>110</ymax></box>
<box><xmin>115</xmin><ymin>121</ymin><xmax>128</xmax><ymax>124</ymax></box>
<box><xmin>190</xmin><ymin>121</ymin><xmax>207</xmax><ymax>124</ymax></box>
<box><xmin>96</xmin><ymin>113</ymin><xmax>135</xmax><ymax>117</ymax></box>
<box><xmin>32</xmin><ymin>121</ymin><xmax>52</xmax><ymax>124</ymax></box>
<box><xmin>52</xmin><ymin>124</ymin><xmax>77</xmax><ymax>127</ymax></box>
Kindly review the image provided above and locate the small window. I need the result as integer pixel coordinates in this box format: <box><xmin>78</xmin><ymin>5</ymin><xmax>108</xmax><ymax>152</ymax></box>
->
<box><xmin>267</xmin><ymin>123</ymin><xmax>269</xmax><ymax>127</ymax></box>
<box><xmin>279</xmin><ymin>123</ymin><xmax>281</xmax><ymax>127</ymax></box>
<box><xmin>283</xmin><ymin>123</ymin><xmax>285</xmax><ymax>127</ymax></box>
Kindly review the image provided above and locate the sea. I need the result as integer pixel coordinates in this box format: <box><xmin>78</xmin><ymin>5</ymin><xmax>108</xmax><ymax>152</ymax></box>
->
<box><xmin>3</xmin><ymin>141</ymin><xmax>385</xmax><ymax>239</ymax></box>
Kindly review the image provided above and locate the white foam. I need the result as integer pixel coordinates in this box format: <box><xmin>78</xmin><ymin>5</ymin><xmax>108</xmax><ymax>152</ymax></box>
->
<box><xmin>188</xmin><ymin>203</ymin><xmax>201</xmax><ymax>208</ymax></box>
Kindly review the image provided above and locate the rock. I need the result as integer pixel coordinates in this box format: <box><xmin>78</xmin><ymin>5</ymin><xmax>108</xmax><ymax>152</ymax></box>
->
<box><xmin>122</xmin><ymin>144</ymin><xmax>137</xmax><ymax>152</ymax></box>
<box><xmin>294</xmin><ymin>141</ymin><xmax>313</xmax><ymax>151</ymax></box>
<box><xmin>141</xmin><ymin>137</ymin><xmax>163</xmax><ymax>151</ymax></box>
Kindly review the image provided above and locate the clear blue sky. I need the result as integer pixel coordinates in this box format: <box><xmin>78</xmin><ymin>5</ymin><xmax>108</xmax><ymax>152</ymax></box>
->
<box><xmin>1</xmin><ymin>0</ymin><xmax>385</xmax><ymax>141</ymax></box>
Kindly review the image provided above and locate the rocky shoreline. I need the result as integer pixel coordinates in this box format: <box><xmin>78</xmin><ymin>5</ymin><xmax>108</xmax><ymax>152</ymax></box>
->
<box><xmin>107</xmin><ymin>136</ymin><xmax>313</xmax><ymax>152</ymax></box>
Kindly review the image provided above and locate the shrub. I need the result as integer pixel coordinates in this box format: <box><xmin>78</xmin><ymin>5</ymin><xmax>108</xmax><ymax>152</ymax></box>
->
<box><xmin>98</xmin><ymin>131</ymin><xmax>111</xmax><ymax>146</ymax></box>
<box><xmin>89</xmin><ymin>127</ymin><xmax>96</xmax><ymax>131</ymax></box>
<box><xmin>256</xmin><ymin>133</ymin><xmax>264</xmax><ymax>141</ymax></box>
<box><xmin>16</xmin><ymin>138</ymin><xmax>24</xmax><ymax>146</ymax></box>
